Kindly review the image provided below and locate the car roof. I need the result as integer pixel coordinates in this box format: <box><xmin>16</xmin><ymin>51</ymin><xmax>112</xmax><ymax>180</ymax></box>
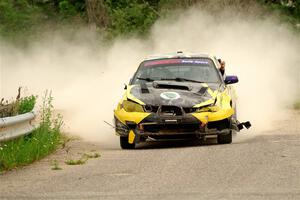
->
<box><xmin>144</xmin><ymin>51</ymin><xmax>215</xmax><ymax>61</ymax></box>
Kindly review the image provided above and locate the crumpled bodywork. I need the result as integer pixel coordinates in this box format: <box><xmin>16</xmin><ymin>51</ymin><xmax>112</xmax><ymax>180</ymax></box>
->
<box><xmin>114</xmin><ymin>82</ymin><xmax>235</xmax><ymax>131</ymax></box>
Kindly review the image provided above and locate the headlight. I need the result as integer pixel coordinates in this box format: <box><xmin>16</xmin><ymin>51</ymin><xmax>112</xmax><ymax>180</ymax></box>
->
<box><xmin>122</xmin><ymin>100</ymin><xmax>144</xmax><ymax>112</ymax></box>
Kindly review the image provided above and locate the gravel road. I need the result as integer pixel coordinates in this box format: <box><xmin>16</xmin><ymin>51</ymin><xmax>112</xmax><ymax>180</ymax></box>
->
<box><xmin>0</xmin><ymin>113</ymin><xmax>299</xmax><ymax>200</ymax></box>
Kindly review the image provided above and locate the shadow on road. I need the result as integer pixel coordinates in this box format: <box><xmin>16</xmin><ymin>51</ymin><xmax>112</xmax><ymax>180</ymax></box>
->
<box><xmin>136</xmin><ymin>138</ymin><xmax>218</xmax><ymax>150</ymax></box>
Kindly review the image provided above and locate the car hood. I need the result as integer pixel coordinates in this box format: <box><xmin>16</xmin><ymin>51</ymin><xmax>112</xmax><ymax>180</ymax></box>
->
<box><xmin>128</xmin><ymin>81</ymin><xmax>222</xmax><ymax>108</ymax></box>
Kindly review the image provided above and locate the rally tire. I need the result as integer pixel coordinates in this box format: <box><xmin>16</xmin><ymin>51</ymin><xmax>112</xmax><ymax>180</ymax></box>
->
<box><xmin>217</xmin><ymin>131</ymin><xmax>232</xmax><ymax>144</ymax></box>
<box><xmin>120</xmin><ymin>136</ymin><xmax>136</xmax><ymax>149</ymax></box>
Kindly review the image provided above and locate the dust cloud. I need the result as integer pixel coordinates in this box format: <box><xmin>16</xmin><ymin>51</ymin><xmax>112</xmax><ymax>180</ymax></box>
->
<box><xmin>0</xmin><ymin>5</ymin><xmax>299</xmax><ymax>146</ymax></box>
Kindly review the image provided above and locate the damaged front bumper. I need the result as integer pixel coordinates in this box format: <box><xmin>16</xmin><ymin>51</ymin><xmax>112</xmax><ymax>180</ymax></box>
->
<box><xmin>114</xmin><ymin>112</ymin><xmax>251</xmax><ymax>144</ymax></box>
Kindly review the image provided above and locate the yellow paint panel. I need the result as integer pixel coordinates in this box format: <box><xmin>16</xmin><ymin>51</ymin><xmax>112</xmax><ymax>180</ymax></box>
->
<box><xmin>126</xmin><ymin>85</ymin><xmax>145</xmax><ymax>105</ymax></box>
<box><xmin>193</xmin><ymin>86</ymin><xmax>219</xmax><ymax>108</ymax></box>
<box><xmin>128</xmin><ymin>130</ymin><xmax>135</xmax><ymax>144</ymax></box>
<box><xmin>114</xmin><ymin>108</ymin><xmax>150</xmax><ymax>124</ymax></box>
<box><xmin>193</xmin><ymin>98</ymin><xmax>215</xmax><ymax>108</ymax></box>
<box><xmin>192</xmin><ymin>108</ymin><xmax>234</xmax><ymax>123</ymax></box>
<box><xmin>197</xmin><ymin>105</ymin><xmax>220</xmax><ymax>112</ymax></box>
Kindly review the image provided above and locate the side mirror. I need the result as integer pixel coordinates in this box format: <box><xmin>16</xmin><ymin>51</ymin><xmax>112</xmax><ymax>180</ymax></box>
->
<box><xmin>124</xmin><ymin>84</ymin><xmax>127</xmax><ymax>90</ymax></box>
<box><xmin>225</xmin><ymin>75</ymin><xmax>239</xmax><ymax>84</ymax></box>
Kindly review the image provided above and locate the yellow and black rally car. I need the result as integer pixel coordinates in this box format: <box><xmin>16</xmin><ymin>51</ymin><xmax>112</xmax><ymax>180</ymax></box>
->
<box><xmin>114</xmin><ymin>52</ymin><xmax>250</xmax><ymax>149</ymax></box>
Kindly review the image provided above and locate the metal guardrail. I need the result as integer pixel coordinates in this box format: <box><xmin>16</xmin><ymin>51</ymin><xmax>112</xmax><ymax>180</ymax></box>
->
<box><xmin>0</xmin><ymin>112</ymin><xmax>37</xmax><ymax>142</ymax></box>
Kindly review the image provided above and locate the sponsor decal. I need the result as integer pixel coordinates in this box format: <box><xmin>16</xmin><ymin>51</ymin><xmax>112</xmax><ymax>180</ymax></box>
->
<box><xmin>181</xmin><ymin>60</ymin><xmax>209</xmax><ymax>64</ymax></box>
<box><xmin>160</xmin><ymin>92</ymin><xmax>180</xmax><ymax>100</ymax></box>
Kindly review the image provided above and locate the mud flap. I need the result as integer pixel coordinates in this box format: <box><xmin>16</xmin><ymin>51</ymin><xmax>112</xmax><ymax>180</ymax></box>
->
<box><xmin>128</xmin><ymin>130</ymin><xmax>135</xmax><ymax>144</ymax></box>
<box><xmin>128</xmin><ymin>130</ymin><xmax>141</xmax><ymax>144</ymax></box>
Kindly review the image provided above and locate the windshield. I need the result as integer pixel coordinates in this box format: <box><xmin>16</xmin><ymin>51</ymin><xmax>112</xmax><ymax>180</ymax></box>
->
<box><xmin>131</xmin><ymin>58</ymin><xmax>221</xmax><ymax>84</ymax></box>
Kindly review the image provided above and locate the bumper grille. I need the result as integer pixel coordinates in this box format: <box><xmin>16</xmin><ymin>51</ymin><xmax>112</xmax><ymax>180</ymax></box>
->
<box><xmin>142</xmin><ymin>123</ymin><xmax>200</xmax><ymax>133</ymax></box>
<box><xmin>183</xmin><ymin>107</ymin><xmax>198</xmax><ymax>113</ymax></box>
<box><xmin>144</xmin><ymin>105</ymin><xmax>159</xmax><ymax>113</ymax></box>
<box><xmin>160</xmin><ymin>105</ymin><xmax>183</xmax><ymax>116</ymax></box>
<box><xmin>145</xmin><ymin>105</ymin><xmax>197</xmax><ymax>115</ymax></box>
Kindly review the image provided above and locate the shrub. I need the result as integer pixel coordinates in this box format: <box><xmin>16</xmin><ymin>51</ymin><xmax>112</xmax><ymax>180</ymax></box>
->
<box><xmin>0</xmin><ymin>91</ymin><xmax>63</xmax><ymax>172</ymax></box>
<box><xmin>59</xmin><ymin>0</ymin><xmax>77</xmax><ymax>17</ymax></box>
<box><xmin>0</xmin><ymin>89</ymin><xmax>36</xmax><ymax>117</ymax></box>
<box><xmin>106</xmin><ymin>0</ymin><xmax>158</xmax><ymax>37</ymax></box>
<box><xmin>18</xmin><ymin>95</ymin><xmax>37</xmax><ymax>114</ymax></box>
<box><xmin>0</xmin><ymin>0</ymin><xmax>43</xmax><ymax>39</ymax></box>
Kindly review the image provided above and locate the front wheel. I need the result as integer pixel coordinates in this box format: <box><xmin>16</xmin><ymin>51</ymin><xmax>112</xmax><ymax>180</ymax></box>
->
<box><xmin>120</xmin><ymin>136</ymin><xmax>135</xmax><ymax>149</ymax></box>
<box><xmin>217</xmin><ymin>131</ymin><xmax>232</xmax><ymax>144</ymax></box>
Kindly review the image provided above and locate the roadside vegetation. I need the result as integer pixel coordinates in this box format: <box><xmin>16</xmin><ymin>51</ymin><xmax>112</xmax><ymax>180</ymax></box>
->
<box><xmin>65</xmin><ymin>152</ymin><xmax>100</xmax><ymax>166</ymax></box>
<box><xmin>0</xmin><ymin>0</ymin><xmax>299</xmax><ymax>44</ymax></box>
<box><xmin>0</xmin><ymin>91</ymin><xmax>63</xmax><ymax>172</ymax></box>
<box><xmin>0</xmin><ymin>88</ymin><xmax>36</xmax><ymax>118</ymax></box>
<box><xmin>261</xmin><ymin>0</ymin><xmax>300</xmax><ymax>28</ymax></box>
<box><xmin>51</xmin><ymin>160</ymin><xmax>62</xmax><ymax>170</ymax></box>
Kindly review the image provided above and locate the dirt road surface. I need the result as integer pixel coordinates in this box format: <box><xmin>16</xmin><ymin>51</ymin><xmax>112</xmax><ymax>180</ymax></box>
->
<box><xmin>0</xmin><ymin>112</ymin><xmax>299</xmax><ymax>200</ymax></box>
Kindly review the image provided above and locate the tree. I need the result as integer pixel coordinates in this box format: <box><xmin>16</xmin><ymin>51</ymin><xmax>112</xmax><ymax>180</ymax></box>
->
<box><xmin>85</xmin><ymin>0</ymin><xmax>108</xmax><ymax>28</ymax></box>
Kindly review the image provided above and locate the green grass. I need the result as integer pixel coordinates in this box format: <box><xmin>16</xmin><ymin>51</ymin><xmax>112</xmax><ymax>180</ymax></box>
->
<box><xmin>65</xmin><ymin>158</ymin><xmax>87</xmax><ymax>165</ymax></box>
<box><xmin>18</xmin><ymin>95</ymin><xmax>36</xmax><ymax>114</ymax></box>
<box><xmin>83</xmin><ymin>152</ymin><xmax>101</xmax><ymax>159</ymax></box>
<box><xmin>0</xmin><ymin>91</ymin><xmax>63</xmax><ymax>172</ymax></box>
<box><xmin>65</xmin><ymin>152</ymin><xmax>100</xmax><ymax>166</ymax></box>
<box><xmin>51</xmin><ymin>160</ymin><xmax>62</xmax><ymax>170</ymax></box>
<box><xmin>0</xmin><ymin>123</ymin><xmax>62</xmax><ymax>171</ymax></box>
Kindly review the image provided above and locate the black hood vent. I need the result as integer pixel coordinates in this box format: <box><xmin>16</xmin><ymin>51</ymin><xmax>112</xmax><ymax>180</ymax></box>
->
<box><xmin>197</xmin><ymin>86</ymin><xmax>208</xmax><ymax>95</ymax></box>
<box><xmin>153</xmin><ymin>82</ymin><xmax>190</xmax><ymax>91</ymax></box>
<box><xmin>140</xmin><ymin>82</ymin><xmax>149</xmax><ymax>93</ymax></box>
